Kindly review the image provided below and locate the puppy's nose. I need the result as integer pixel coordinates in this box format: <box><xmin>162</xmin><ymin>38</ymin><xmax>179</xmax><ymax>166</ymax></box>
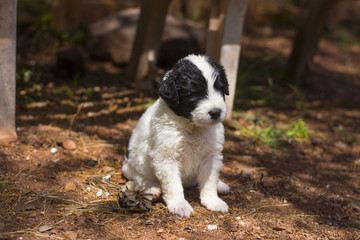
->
<box><xmin>208</xmin><ymin>108</ymin><xmax>222</xmax><ymax>120</ymax></box>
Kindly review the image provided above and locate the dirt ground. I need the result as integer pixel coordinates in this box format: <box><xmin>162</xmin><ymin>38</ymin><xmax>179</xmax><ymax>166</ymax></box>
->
<box><xmin>1</xmin><ymin>26</ymin><xmax>360</xmax><ymax>239</ymax></box>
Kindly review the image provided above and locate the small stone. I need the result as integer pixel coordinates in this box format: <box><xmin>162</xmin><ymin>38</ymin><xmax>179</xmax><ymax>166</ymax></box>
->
<box><xmin>207</xmin><ymin>224</ymin><xmax>217</xmax><ymax>230</ymax></box>
<box><xmin>62</xmin><ymin>139</ymin><xmax>77</xmax><ymax>150</ymax></box>
<box><xmin>96</xmin><ymin>189</ymin><xmax>104</xmax><ymax>197</ymax></box>
<box><xmin>145</xmin><ymin>220</ymin><xmax>154</xmax><ymax>225</ymax></box>
<box><xmin>50</xmin><ymin>148</ymin><xmax>58</xmax><ymax>154</ymax></box>
<box><xmin>39</xmin><ymin>225</ymin><xmax>53</xmax><ymax>233</ymax></box>
<box><xmin>64</xmin><ymin>182</ymin><xmax>77</xmax><ymax>192</ymax></box>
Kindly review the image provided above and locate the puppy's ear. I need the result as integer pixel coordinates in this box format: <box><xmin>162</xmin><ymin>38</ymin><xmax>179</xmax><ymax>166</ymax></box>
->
<box><xmin>206</xmin><ymin>56</ymin><xmax>229</xmax><ymax>96</ymax></box>
<box><xmin>214</xmin><ymin>74</ymin><xmax>229</xmax><ymax>96</ymax></box>
<box><xmin>159</xmin><ymin>71</ymin><xmax>179</xmax><ymax>105</ymax></box>
<box><xmin>222</xmin><ymin>76</ymin><xmax>230</xmax><ymax>96</ymax></box>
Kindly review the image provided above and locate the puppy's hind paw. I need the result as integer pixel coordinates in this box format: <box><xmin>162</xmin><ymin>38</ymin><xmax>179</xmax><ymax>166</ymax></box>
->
<box><xmin>217</xmin><ymin>180</ymin><xmax>230</xmax><ymax>195</ymax></box>
<box><xmin>201</xmin><ymin>196</ymin><xmax>228</xmax><ymax>213</ymax></box>
<box><xmin>144</xmin><ymin>187</ymin><xmax>162</xmax><ymax>202</ymax></box>
<box><xmin>167</xmin><ymin>199</ymin><xmax>194</xmax><ymax>218</ymax></box>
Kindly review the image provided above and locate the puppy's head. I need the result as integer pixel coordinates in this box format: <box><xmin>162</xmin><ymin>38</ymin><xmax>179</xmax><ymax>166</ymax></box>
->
<box><xmin>159</xmin><ymin>54</ymin><xmax>229</xmax><ymax>126</ymax></box>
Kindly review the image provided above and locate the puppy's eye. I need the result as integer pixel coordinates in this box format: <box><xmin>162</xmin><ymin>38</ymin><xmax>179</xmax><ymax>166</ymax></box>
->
<box><xmin>214</xmin><ymin>77</ymin><xmax>229</xmax><ymax>97</ymax></box>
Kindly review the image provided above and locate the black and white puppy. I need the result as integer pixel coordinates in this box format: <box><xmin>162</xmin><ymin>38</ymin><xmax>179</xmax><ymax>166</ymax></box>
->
<box><xmin>122</xmin><ymin>54</ymin><xmax>230</xmax><ymax>217</ymax></box>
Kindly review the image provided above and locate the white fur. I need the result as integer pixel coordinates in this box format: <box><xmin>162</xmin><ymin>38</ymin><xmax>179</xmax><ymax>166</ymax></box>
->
<box><xmin>122</xmin><ymin>55</ymin><xmax>229</xmax><ymax>217</ymax></box>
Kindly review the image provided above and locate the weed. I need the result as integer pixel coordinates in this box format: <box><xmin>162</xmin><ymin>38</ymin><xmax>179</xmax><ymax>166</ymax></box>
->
<box><xmin>288</xmin><ymin>84</ymin><xmax>307</xmax><ymax>115</ymax></box>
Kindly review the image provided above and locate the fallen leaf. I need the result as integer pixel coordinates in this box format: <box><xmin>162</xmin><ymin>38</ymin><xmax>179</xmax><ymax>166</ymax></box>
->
<box><xmin>39</xmin><ymin>225</ymin><xmax>53</xmax><ymax>233</ymax></box>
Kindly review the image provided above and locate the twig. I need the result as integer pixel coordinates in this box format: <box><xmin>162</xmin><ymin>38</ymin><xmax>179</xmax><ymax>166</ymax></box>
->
<box><xmin>0</xmin><ymin>211</ymin><xmax>34</xmax><ymax>215</ymax></box>
<box><xmin>68</xmin><ymin>103</ymin><xmax>84</xmax><ymax>137</ymax></box>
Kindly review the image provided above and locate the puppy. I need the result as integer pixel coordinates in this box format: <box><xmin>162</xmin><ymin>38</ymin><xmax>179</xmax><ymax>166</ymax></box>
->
<box><xmin>122</xmin><ymin>54</ymin><xmax>230</xmax><ymax>217</ymax></box>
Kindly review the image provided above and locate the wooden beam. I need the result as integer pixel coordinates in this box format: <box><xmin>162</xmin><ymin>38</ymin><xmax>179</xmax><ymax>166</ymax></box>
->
<box><xmin>206</xmin><ymin>0</ymin><xmax>230</xmax><ymax>60</ymax></box>
<box><xmin>126</xmin><ymin>0</ymin><xmax>171</xmax><ymax>92</ymax></box>
<box><xmin>0</xmin><ymin>0</ymin><xmax>17</xmax><ymax>142</ymax></box>
<box><xmin>220</xmin><ymin>0</ymin><xmax>250</xmax><ymax>119</ymax></box>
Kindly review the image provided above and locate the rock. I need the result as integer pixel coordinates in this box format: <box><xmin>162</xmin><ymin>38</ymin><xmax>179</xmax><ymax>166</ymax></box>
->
<box><xmin>86</xmin><ymin>8</ymin><xmax>204</xmax><ymax>67</ymax></box>
<box><xmin>62</xmin><ymin>139</ymin><xmax>77</xmax><ymax>150</ymax></box>
<box><xmin>64</xmin><ymin>182</ymin><xmax>77</xmax><ymax>192</ymax></box>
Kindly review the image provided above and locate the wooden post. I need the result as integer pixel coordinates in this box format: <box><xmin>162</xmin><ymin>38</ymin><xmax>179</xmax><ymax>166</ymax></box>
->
<box><xmin>206</xmin><ymin>0</ymin><xmax>250</xmax><ymax>119</ymax></box>
<box><xmin>286</xmin><ymin>0</ymin><xmax>340</xmax><ymax>85</ymax></box>
<box><xmin>0</xmin><ymin>0</ymin><xmax>17</xmax><ymax>142</ymax></box>
<box><xmin>221</xmin><ymin>0</ymin><xmax>250</xmax><ymax>119</ymax></box>
<box><xmin>126</xmin><ymin>0</ymin><xmax>171</xmax><ymax>92</ymax></box>
<box><xmin>206</xmin><ymin>0</ymin><xmax>230</xmax><ymax>60</ymax></box>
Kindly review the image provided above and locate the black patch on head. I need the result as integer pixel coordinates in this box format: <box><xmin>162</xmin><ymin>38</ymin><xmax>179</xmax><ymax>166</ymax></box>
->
<box><xmin>206</xmin><ymin>56</ymin><xmax>229</xmax><ymax>98</ymax></box>
<box><xmin>159</xmin><ymin>59</ymin><xmax>208</xmax><ymax>119</ymax></box>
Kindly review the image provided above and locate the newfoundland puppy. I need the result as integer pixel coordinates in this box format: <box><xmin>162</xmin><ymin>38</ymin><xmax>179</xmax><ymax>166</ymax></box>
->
<box><xmin>122</xmin><ymin>54</ymin><xmax>230</xmax><ymax>217</ymax></box>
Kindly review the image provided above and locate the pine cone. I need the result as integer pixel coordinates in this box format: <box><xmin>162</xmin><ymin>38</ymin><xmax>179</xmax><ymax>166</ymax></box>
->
<box><xmin>117</xmin><ymin>181</ymin><xmax>153</xmax><ymax>212</ymax></box>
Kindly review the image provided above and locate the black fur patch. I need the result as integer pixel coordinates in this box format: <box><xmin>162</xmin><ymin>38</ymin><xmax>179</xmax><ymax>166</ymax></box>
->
<box><xmin>159</xmin><ymin>59</ymin><xmax>208</xmax><ymax>119</ymax></box>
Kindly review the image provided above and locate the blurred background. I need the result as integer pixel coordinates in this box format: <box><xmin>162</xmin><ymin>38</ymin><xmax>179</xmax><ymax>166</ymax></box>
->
<box><xmin>16</xmin><ymin>0</ymin><xmax>360</xmax><ymax>109</ymax></box>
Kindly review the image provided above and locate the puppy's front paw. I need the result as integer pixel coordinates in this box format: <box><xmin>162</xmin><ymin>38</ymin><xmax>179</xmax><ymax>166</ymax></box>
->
<box><xmin>167</xmin><ymin>199</ymin><xmax>194</xmax><ymax>217</ymax></box>
<box><xmin>201</xmin><ymin>196</ymin><xmax>228</xmax><ymax>213</ymax></box>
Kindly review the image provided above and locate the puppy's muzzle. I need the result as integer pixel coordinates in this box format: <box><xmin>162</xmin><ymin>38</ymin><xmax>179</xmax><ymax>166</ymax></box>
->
<box><xmin>208</xmin><ymin>108</ymin><xmax>222</xmax><ymax>120</ymax></box>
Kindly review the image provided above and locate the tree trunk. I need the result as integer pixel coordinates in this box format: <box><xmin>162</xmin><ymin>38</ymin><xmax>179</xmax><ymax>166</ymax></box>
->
<box><xmin>286</xmin><ymin>0</ymin><xmax>341</xmax><ymax>86</ymax></box>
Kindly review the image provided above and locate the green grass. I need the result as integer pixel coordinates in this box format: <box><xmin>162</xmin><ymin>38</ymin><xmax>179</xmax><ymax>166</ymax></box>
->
<box><xmin>237</xmin><ymin>119</ymin><xmax>310</xmax><ymax>148</ymax></box>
